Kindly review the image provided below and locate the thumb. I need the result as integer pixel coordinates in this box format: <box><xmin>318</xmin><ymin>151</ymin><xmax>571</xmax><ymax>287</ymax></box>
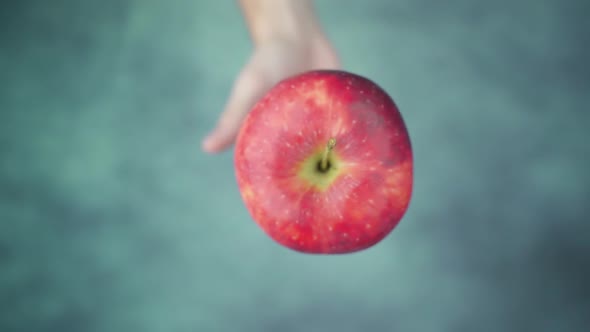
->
<box><xmin>202</xmin><ymin>68</ymin><xmax>267</xmax><ymax>153</ymax></box>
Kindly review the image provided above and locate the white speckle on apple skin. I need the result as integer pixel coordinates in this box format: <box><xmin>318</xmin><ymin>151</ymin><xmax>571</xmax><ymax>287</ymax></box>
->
<box><xmin>328</xmin><ymin>226</ymin><xmax>333</xmax><ymax>231</ymax></box>
<box><xmin>365</xmin><ymin>224</ymin><xmax>372</xmax><ymax>229</ymax></box>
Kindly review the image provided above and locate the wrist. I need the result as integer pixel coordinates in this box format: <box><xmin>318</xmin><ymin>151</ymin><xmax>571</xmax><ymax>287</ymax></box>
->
<box><xmin>240</xmin><ymin>0</ymin><xmax>320</xmax><ymax>46</ymax></box>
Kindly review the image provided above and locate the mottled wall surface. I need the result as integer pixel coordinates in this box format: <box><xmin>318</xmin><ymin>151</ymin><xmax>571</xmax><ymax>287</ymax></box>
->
<box><xmin>1</xmin><ymin>0</ymin><xmax>588</xmax><ymax>331</ymax></box>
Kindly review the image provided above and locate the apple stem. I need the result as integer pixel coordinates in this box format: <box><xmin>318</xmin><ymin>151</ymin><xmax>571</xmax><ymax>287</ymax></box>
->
<box><xmin>320</xmin><ymin>138</ymin><xmax>337</xmax><ymax>171</ymax></box>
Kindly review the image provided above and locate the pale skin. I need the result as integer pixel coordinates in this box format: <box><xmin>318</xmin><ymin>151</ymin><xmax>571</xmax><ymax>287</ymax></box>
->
<box><xmin>201</xmin><ymin>0</ymin><xmax>340</xmax><ymax>153</ymax></box>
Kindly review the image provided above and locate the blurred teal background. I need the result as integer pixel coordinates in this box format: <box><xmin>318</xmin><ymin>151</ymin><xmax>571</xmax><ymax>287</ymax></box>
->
<box><xmin>1</xmin><ymin>0</ymin><xmax>589</xmax><ymax>331</ymax></box>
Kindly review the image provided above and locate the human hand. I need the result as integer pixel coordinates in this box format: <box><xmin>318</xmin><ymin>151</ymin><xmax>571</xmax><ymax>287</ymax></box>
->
<box><xmin>201</xmin><ymin>1</ymin><xmax>339</xmax><ymax>153</ymax></box>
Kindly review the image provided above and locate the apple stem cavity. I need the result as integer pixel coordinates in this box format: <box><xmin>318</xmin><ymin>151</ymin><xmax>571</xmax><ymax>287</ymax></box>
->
<box><xmin>319</xmin><ymin>138</ymin><xmax>337</xmax><ymax>172</ymax></box>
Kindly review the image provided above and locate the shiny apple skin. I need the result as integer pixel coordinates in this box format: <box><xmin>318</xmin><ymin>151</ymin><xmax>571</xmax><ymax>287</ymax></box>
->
<box><xmin>234</xmin><ymin>70</ymin><xmax>413</xmax><ymax>254</ymax></box>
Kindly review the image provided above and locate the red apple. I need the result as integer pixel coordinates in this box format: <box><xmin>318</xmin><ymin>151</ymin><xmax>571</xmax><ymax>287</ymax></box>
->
<box><xmin>234</xmin><ymin>70</ymin><xmax>413</xmax><ymax>254</ymax></box>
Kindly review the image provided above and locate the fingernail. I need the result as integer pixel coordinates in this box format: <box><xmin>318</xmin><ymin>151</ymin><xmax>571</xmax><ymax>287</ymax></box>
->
<box><xmin>202</xmin><ymin>135</ymin><xmax>216</xmax><ymax>152</ymax></box>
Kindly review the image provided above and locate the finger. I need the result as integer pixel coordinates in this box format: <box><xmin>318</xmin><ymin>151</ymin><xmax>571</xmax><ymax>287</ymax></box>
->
<box><xmin>202</xmin><ymin>68</ymin><xmax>267</xmax><ymax>153</ymax></box>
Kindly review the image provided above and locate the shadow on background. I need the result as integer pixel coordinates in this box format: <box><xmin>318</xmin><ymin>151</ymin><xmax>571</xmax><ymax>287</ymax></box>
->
<box><xmin>1</xmin><ymin>0</ymin><xmax>589</xmax><ymax>331</ymax></box>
